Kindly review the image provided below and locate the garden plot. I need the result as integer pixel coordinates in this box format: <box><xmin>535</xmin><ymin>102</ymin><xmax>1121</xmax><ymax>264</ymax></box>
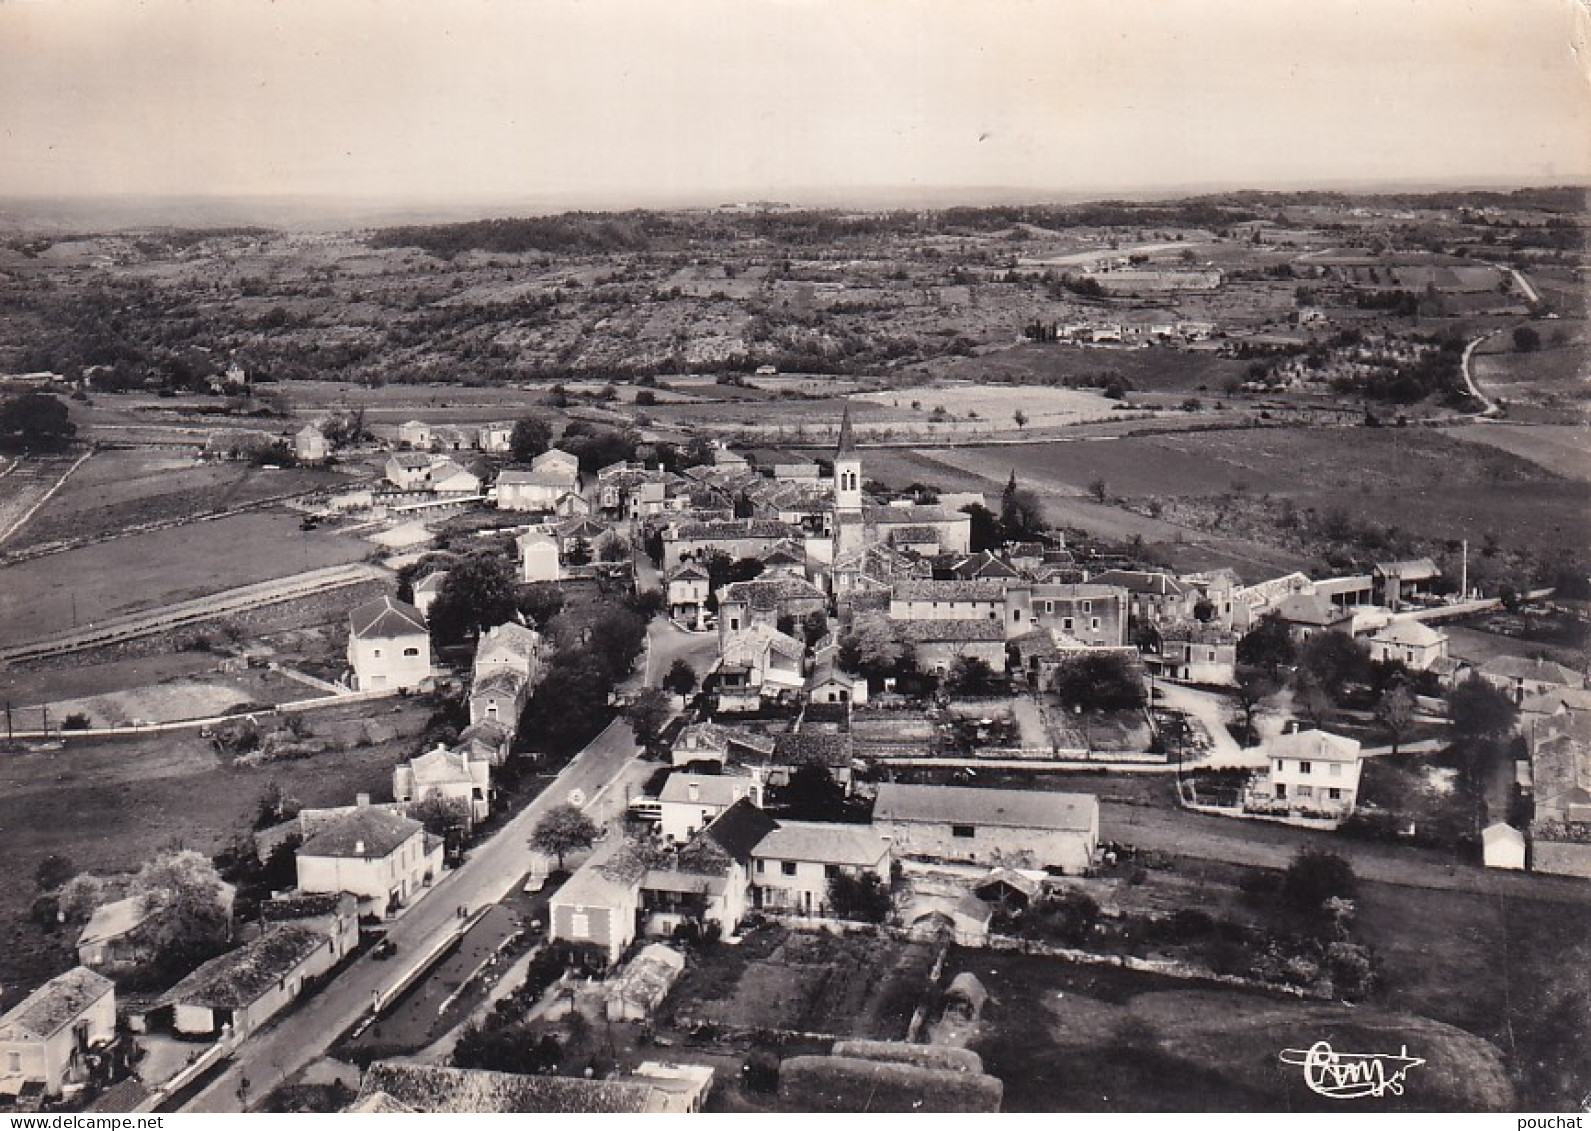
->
<box><xmin>664</xmin><ymin>924</ymin><xmax>936</xmax><ymax>1040</ymax></box>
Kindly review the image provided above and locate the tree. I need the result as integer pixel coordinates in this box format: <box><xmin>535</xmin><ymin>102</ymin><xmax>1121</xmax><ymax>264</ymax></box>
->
<box><xmin>0</xmin><ymin>391</ymin><xmax>76</xmax><ymax>453</ymax></box>
<box><xmin>585</xmin><ymin>607</ymin><xmax>648</xmax><ymax>683</ymax></box>
<box><xmin>1052</xmin><ymin>653</ymin><xmax>1145</xmax><ymax>711</ymax></box>
<box><xmin>597</xmin><ymin>534</ymin><xmax>631</xmax><ymax>563</ymax></box>
<box><xmin>772</xmin><ymin>763</ymin><xmax>847</xmax><ymax>819</ymax></box>
<box><xmin>943</xmin><ymin>655</ymin><xmax>999</xmax><ymax>697</ymax></box>
<box><xmin>1282</xmin><ymin>849</ymin><xmax>1356</xmax><ymax>914</ymax></box>
<box><xmin>1513</xmin><ymin>326</ymin><xmax>1541</xmax><ymax>353</ymax></box>
<box><xmin>428</xmin><ymin>554</ymin><xmax>521</xmax><ymax>647</ymax></box>
<box><xmin>1292</xmin><ymin>671</ymin><xmax>1335</xmax><ymax>729</ymax></box>
<box><xmin>999</xmin><ymin>473</ymin><xmax>1046</xmax><ymax>541</ymax></box>
<box><xmin>34</xmin><ymin>854</ymin><xmax>75</xmax><ymax>893</ymax></box>
<box><xmin>409</xmin><ymin>794</ymin><xmax>472</xmax><ymax>841</ymax></box>
<box><xmin>566</xmin><ymin>536</ymin><xmax>593</xmax><ymax>567</ymax></box>
<box><xmin>961</xmin><ymin>503</ymin><xmax>1003</xmax><ymax>553</ymax></box>
<box><xmin>836</xmin><ymin>617</ymin><xmax>902</xmax><ymax>679</ymax></box>
<box><xmin>827</xmin><ymin>872</ymin><xmax>892</xmax><ymax>923</ymax></box>
<box><xmin>1088</xmin><ymin>476</ymin><xmax>1108</xmax><ymax>504</ymax></box>
<box><xmin>1230</xmin><ymin>664</ymin><xmax>1280</xmax><ymax>746</ymax></box>
<box><xmin>454</xmin><ymin>1022</ymin><xmax>561</xmax><ymax>1075</ymax></box>
<box><xmin>133</xmin><ymin>850</ymin><xmax>233</xmax><ymax>975</ymax></box>
<box><xmin>1296</xmin><ymin>631</ymin><xmax>1371</xmax><ymax>700</ymax></box>
<box><xmin>663</xmin><ymin>658</ymin><xmax>697</xmax><ymax>697</ymax></box>
<box><xmin>1236</xmin><ymin>613</ymin><xmax>1296</xmax><ymax>677</ymax></box>
<box><xmin>509</xmin><ymin>416</ymin><xmax>553</xmax><ymax>462</ymax></box>
<box><xmin>519</xmin><ymin>655</ymin><xmax>612</xmax><ymax>754</ymax></box>
<box><xmin>1012</xmin><ymin>409</ymin><xmax>1028</xmax><ymax>429</ymax></box>
<box><xmin>625</xmin><ymin>687</ymin><xmax>672</xmax><ymax>749</ymax></box>
<box><xmin>1447</xmin><ymin>675</ymin><xmax>1517</xmax><ymax>743</ymax></box>
<box><xmin>800</xmin><ymin>609</ymin><xmax>830</xmax><ymax>648</ymax></box>
<box><xmin>516</xmin><ymin>582</ymin><xmax>565</xmax><ymax>628</ymax></box>
<box><xmin>530</xmin><ymin>804</ymin><xmax>598</xmax><ymax>869</ymax></box>
<box><xmin>1375</xmin><ymin>684</ymin><xmax>1417</xmax><ymax>755</ymax></box>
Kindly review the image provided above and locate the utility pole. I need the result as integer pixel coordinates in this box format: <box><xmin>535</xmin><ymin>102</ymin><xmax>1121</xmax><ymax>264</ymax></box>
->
<box><xmin>1460</xmin><ymin>538</ymin><xmax>1469</xmax><ymax>599</ymax></box>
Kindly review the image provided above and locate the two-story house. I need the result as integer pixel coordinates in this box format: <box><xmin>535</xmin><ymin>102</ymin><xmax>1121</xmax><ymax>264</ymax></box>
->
<box><xmin>1248</xmin><ymin>728</ymin><xmax>1363</xmax><ymax>819</ymax></box>
<box><xmin>1367</xmin><ymin>620</ymin><xmax>1450</xmax><ymax>671</ymax></box>
<box><xmin>666</xmin><ymin>562</ymin><xmax>712</xmax><ymax>628</ymax></box>
<box><xmin>347</xmin><ymin>596</ymin><xmax>432</xmax><ymax>691</ymax></box>
<box><xmin>750</xmin><ymin>822</ymin><xmax>892</xmax><ymax>916</ymax></box>
<box><xmin>295</xmin><ymin>806</ymin><xmax>444</xmax><ymax>919</ymax></box>
<box><xmin>393</xmin><ymin>745</ymin><xmax>492</xmax><ymax>825</ymax></box>
<box><xmin>871</xmin><ymin>783</ymin><xmax>1098</xmax><ymax>873</ymax></box>
<box><xmin>0</xmin><ymin>968</ymin><xmax>115</xmax><ymax>1099</ymax></box>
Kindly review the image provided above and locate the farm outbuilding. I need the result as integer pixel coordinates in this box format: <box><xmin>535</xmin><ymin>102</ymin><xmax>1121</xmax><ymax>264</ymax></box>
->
<box><xmin>777</xmin><ymin>1053</ymin><xmax>1003</xmax><ymax>1113</ymax></box>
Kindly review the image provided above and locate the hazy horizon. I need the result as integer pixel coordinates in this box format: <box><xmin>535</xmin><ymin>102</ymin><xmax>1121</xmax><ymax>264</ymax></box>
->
<box><xmin>3</xmin><ymin>0</ymin><xmax>1588</xmax><ymax>220</ymax></box>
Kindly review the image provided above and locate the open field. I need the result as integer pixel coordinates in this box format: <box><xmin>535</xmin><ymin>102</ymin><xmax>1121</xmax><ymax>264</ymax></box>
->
<box><xmin>1354</xmin><ymin>881</ymin><xmax>1591</xmax><ymax>1111</ymax></box>
<box><xmin>0</xmin><ymin>695</ymin><xmax>434</xmax><ymax>994</ymax></box>
<box><xmin>931</xmin><ymin>340</ymin><xmax>1251</xmax><ymax>394</ymax></box>
<box><xmin>864</xmin><ymin>424</ymin><xmax>1588</xmax><ymax>568</ymax></box>
<box><xmin>2</xmin><ymin>451</ymin><xmax>336</xmax><ymax>549</ymax></box>
<box><xmin>850</xmin><ymin>382</ymin><xmax>1116</xmax><ymax>429</ymax></box>
<box><xmin>1445</xmin><ymin>423</ymin><xmax>1591</xmax><ymax>481</ymax></box>
<box><xmin>0</xmin><ymin>510</ymin><xmax>373</xmax><ymax>642</ymax></box>
<box><xmin>958</xmin><ymin>950</ymin><xmax>1514</xmax><ymax>1112</ymax></box>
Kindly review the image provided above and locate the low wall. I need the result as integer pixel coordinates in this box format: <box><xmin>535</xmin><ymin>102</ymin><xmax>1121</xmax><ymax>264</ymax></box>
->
<box><xmin>1532</xmin><ymin>840</ymin><xmax>1591</xmax><ymax>879</ymax></box>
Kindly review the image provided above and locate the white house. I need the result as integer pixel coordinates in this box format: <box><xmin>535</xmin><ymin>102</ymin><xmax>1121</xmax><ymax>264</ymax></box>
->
<box><xmin>1368</xmin><ymin>620</ymin><xmax>1449</xmax><ymax>671</ymax></box>
<box><xmin>397</xmin><ymin>420</ymin><xmax>433</xmax><ymax>448</ymax></box>
<box><xmin>497</xmin><ymin>449</ymin><xmax>582</xmax><ymax>511</ymax></box>
<box><xmin>347</xmin><ymin>596</ymin><xmax>432</xmax><ymax>691</ymax></box>
<box><xmin>411</xmin><ymin>570</ymin><xmax>449</xmax><ymax>621</ymax></box>
<box><xmin>393</xmin><ymin>744</ymin><xmax>492</xmax><ymax>824</ymax></box>
<box><xmin>517</xmin><ymin>528</ymin><xmax>562</xmax><ymax>583</ymax></box>
<box><xmin>658</xmin><ymin>773</ymin><xmax>759</xmax><ymax>843</ymax></box>
<box><xmin>427</xmin><ymin>458</ymin><xmax>482</xmax><ymax>495</ymax></box>
<box><xmin>871</xmin><ymin>783</ymin><xmax>1099</xmax><ymax>874</ymax></box>
<box><xmin>1482</xmin><ymin>822</ymin><xmax>1526</xmax><ymax>870</ymax></box>
<box><xmin>295</xmin><ymin>807</ymin><xmax>444</xmax><ymax>919</ymax></box>
<box><xmin>666</xmin><ymin>562</ymin><xmax>712</xmax><ymax>628</ymax></box>
<box><xmin>1249</xmin><ymin>728</ymin><xmax>1364</xmax><ymax>819</ymax></box>
<box><xmin>160</xmin><ymin>918</ymin><xmax>357</xmax><ymax>1039</ymax></box>
<box><xmin>750</xmin><ymin>822</ymin><xmax>892</xmax><ymax>917</ymax></box>
<box><xmin>478</xmin><ymin>422</ymin><xmax>515</xmax><ymax>453</ymax></box>
<box><xmin>294</xmin><ymin>423</ymin><xmax>329</xmax><ymax>464</ymax></box>
<box><xmin>385</xmin><ymin>452</ymin><xmax>434</xmax><ymax>489</ymax></box>
<box><xmin>0</xmin><ymin>967</ymin><xmax>116</xmax><ymax>1098</ymax></box>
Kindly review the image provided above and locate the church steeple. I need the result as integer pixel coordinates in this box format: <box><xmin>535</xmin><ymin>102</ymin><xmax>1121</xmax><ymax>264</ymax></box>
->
<box><xmin>836</xmin><ymin>405</ymin><xmax>857</xmax><ymax>458</ymax></box>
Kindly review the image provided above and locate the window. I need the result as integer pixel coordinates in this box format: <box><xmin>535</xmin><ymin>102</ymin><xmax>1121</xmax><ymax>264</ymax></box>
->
<box><xmin>1328</xmin><ymin>788</ymin><xmax>1342</xmax><ymax>801</ymax></box>
<box><xmin>1275</xmin><ymin>783</ymin><xmax>1287</xmax><ymax>799</ymax></box>
<box><xmin>755</xmin><ymin>859</ymin><xmax>764</xmax><ymax>874</ymax></box>
<box><xmin>825</xmin><ymin>864</ymin><xmax>839</xmax><ymax>878</ymax></box>
<box><xmin>1297</xmin><ymin>785</ymin><xmax>1313</xmax><ymax>798</ymax></box>
<box><xmin>1329</xmin><ymin>763</ymin><xmax>1342</xmax><ymax>777</ymax></box>
<box><xmin>952</xmin><ymin>824</ymin><xmax>976</xmax><ymax>839</ymax></box>
<box><xmin>570</xmin><ymin>912</ymin><xmax>589</xmax><ymax>936</ymax></box>
<box><xmin>403</xmin><ymin>646</ymin><xmax>420</xmax><ymax>657</ymax></box>
<box><xmin>1043</xmin><ymin>601</ymin><xmax>1053</xmax><ymax>613</ymax></box>
<box><xmin>1298</xmin><ymin>761</ymin><xmax>1312</xmax><ymax>775</ymax></box>
<box><xmin>781</xmin><ymin>861</ymin><xmax>798</xmax><ymax>876</ymax></box>
<box><xmin>373</xmin><ymin>648</ymin><xmax>383</xmax><ymax>658</ymax></box>
<box><xmin>1083</xmin><ymin>601</ymin><xmax>1092</xmax><ymax>614</ymax></box>
<box><xmin>729</xmin><ymin>617</ymin><xmax>740</xmax><ymax>631</ymax></box>
<box><xmin>1063</xmin><ymin>617</ymin><xmax>1074</xmax><ymax>630</ymax></box>
<box><xmin>1091</xmin><ymin>618</ymin><xmax>1101</xmax><ymax>631</ymax></box>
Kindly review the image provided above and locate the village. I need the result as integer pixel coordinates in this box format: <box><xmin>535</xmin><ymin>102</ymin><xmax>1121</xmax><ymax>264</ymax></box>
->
<box><xmin>0</xmin><ymin>373</ymin><xmax>1584</xmax><ymax>1114</ymax></box>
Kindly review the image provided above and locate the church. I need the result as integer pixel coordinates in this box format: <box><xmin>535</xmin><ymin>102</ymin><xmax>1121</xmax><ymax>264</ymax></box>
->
<box><xmin>829</xmin><ymin>406</ymin><xmax>971</xmax><ymax>595</ymax></box>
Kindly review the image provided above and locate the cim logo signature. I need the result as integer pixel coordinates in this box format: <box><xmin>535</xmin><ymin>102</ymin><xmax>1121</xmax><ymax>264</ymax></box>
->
<box><xmin>1279</xmin><ymin>1041</ymin><xmax>1425</xmax><ymax>1100</ymax></box>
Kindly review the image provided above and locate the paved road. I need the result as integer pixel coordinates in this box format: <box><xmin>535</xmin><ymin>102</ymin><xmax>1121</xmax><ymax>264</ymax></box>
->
<box><xmin>1101</xmin><ymin>800</ymin><xmax>1591</xmax><ymax>906</ymax></box>
<box><xmin>184</xmin><ymin>717</ymin><xmax>642</xmax><ymax>1112</ymax></box>
<box><xmin>639</xmin><ymin>616</ymin><xmax>719</xmax><ymax>690</ymax></box>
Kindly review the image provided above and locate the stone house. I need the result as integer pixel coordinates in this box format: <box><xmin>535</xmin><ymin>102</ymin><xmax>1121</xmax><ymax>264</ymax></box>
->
<box><xmin>393</xmin><ymin>745</ymin><xmax>491</xmax><ymax>825</ymax></box>
<box><xmin>750</xmin><ymin>822</ymin><xmax>892</xmax><ymax>916</ymax></box>
<box><xmin>871</xmin><ymin>783</ymin><xmax>1099</xmax><ymax>873</ymax></box>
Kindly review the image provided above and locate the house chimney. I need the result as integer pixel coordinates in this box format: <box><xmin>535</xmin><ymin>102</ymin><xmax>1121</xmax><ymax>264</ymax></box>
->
<box><xmin>354</xmin><ymin>840</ymin><xmax>366</xmax><ymax>855</ymax></box>
<box><xmin>356</xmin><ymin>793</ymin><xmax>370</xmax><ymax>807</ymax></box>
<box><xmin>1288</xmin><ymin>721</ymin><xmax>1299</xmax><ymax>734</ymax></box>
<box><xmin>688</xmin><ymin>781</ymin><xmax>700</xmax><ymax>802</ymax></box>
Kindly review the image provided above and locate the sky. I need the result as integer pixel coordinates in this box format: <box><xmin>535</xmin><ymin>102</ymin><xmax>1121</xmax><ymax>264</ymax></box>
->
<box><xmin>1</xmin><ymin>0</ymin><xmax>1588</xmax><ymax>208</ymax></box>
